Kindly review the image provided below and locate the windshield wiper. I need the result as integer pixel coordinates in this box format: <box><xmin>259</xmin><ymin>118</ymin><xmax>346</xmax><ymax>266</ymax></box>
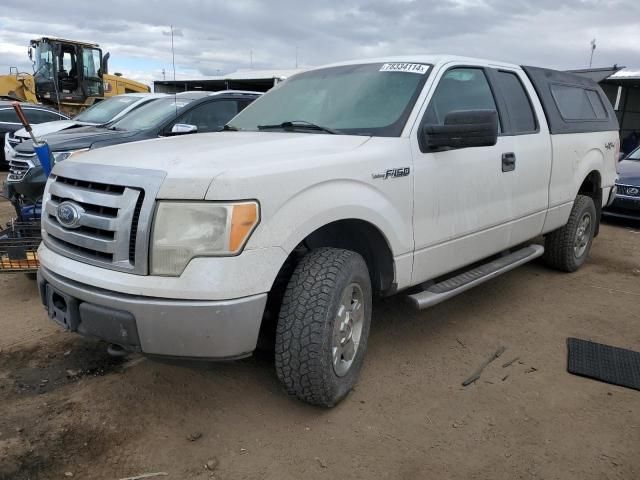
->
<box><xmin>257</xmin><ymin>120</ymin><xmax>340</xmax><ymax>135</ymax></box>
<box><xmin>223</xmin><ymin>124</ymin><xmax>238</xmax><ymax>131</ymax></box>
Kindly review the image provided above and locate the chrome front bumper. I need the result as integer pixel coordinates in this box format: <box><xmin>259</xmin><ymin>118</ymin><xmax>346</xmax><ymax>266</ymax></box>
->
<box><xmin>38</xmin><ymin>266</ymin><xmax>267</xmax><ymax>359</ymax></box>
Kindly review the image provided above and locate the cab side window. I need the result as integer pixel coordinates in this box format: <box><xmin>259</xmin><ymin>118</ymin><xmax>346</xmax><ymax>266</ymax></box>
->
<box><xmin>178</xmin><ymin>100</ymin><xmax>239</xmax><ymax>133</ymax></box>
<box><xmin>423</xmin><ymin>68</ymin><xmax>498</xmax><ymax>128</ymax></box>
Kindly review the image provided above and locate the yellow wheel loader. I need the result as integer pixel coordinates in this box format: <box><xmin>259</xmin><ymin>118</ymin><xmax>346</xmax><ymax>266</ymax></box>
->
<box><xmin>0</xmin><ymin>37</ymin><xmax>149</xmax><ymax>115</ymax></box>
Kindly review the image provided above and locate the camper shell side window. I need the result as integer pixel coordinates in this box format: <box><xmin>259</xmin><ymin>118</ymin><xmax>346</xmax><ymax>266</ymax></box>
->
<box><xmin>521</xmin><ymin>65</ymin><xmax>619</xmax><ymax>134</ymax></box>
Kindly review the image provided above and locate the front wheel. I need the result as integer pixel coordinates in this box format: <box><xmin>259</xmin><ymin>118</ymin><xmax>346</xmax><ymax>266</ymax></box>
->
<box><xmin>544</xmin><ymin>194</ymin><xmax>597</xmax><ymax>272</ymax></box>
<box><xmin>274</xmin><ymin>248</ymin><xmax>372</xmax><ymax>407</ymax></box>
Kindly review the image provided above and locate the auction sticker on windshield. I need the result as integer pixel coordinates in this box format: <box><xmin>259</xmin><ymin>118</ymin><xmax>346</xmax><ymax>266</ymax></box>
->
<box><xmin>380</xmin><ymin>63</ymin><xmax>428</xmax><ymax>74</ymax></box>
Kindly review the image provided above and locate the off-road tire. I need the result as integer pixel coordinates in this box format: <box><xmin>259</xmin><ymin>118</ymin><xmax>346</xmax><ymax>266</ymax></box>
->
<box><xmin>544</xmin><ymin>194</ymin><xmax>597</xmax><ymax>272</ymax></box>
<box><xmin>274</xmin><ymin>248</ymin><xmax>372</xmax><ymax>407</ymax></box>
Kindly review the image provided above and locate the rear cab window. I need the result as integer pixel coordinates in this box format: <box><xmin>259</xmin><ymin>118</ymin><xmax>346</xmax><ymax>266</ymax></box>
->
<box><xmin>494</xmin><ymin>71</ymin><xmax>538</xmax><ymax>134</ymax></box>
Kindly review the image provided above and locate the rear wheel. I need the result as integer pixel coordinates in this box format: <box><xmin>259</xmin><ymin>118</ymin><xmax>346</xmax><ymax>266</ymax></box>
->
<box><xmin>274</xmin><ymin>248</ymin><xmax>372</xmax><ymax>407</ymax></box>
<box><xmin>544</xmin><ymin>194</ymin><xmax>597</xmax><ymax>272</ymax></box>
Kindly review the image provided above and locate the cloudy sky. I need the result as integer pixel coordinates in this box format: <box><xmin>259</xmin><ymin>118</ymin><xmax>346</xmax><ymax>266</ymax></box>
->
<box><xmin>1</xmin><ymin>0</ymin><xmax>638</xmax><ymax>88</ymax></box>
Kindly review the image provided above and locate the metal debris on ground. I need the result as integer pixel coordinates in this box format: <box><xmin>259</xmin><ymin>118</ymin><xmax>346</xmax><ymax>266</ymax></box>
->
<box><xmin>462</xmin><ymin>346</ymin><xmax>507</xmax><ymax>386</ymax></box>
<box><xmin>502</xmin><ymin>357</ymin><xmax>520</xmax><ymax>368</ymax></box>
<box><xmin>118</xmin><ymin>473</ymin><xmax>168</xmax><ymax>480</ymax></box>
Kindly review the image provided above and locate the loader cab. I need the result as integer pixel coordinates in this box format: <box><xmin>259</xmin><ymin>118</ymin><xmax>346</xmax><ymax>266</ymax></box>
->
<box><xmin>30</xmin><ymin>37</ymin><xmax>104</xmax><ymax>105</ymax></box>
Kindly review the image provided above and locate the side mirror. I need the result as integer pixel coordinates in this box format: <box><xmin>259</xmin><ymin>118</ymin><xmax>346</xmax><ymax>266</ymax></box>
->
<box><xmin>421</xmin><ymin>110</ymin><xmax>498</xmax><ymax>151</ymax></box>
<box><xmin>170</xmin><ymin>123</ymin><xmax>198</xmax><ymax>135</ymax></box>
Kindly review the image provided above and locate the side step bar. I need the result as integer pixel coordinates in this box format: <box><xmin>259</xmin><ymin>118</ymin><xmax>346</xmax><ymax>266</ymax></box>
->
<box><xmin>408</xmin><ymin>244</ymin><xmax>544</xmax><ymax>310</ymax></box>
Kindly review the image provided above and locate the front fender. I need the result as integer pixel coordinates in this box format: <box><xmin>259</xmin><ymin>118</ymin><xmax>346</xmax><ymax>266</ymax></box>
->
<box><xmin>248</xmin><ymin>178</ymin><xmax>413</xmax><ymax>256</ymax></box>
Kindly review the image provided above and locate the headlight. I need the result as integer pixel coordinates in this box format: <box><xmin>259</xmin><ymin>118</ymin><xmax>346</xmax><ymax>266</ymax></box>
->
<box><xmin>52</xmin><ymin>149</ymin><xmax>89</xmax><ymax>163</ymax></box>
<box><xmin>150</xmin><ymin>201</ymin><xmax>259</xmax><ymax>276</ymax></box>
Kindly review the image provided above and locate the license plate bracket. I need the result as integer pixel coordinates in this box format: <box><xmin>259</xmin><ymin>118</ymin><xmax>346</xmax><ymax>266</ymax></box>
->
<box><xmin>46</xmin><ymin>285</ymin><xmax>80</xmax><ymax>331</ymax></box>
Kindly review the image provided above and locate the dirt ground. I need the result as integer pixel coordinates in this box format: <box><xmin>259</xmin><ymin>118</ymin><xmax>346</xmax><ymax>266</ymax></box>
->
<box><xmin>1</xmin><ymin>180</ymin><xmax>639</xmax><ymax>480</ymax></box>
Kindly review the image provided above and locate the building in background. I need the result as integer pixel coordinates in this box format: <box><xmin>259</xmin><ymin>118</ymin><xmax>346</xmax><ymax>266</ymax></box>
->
<box><xmin>153</xmin><ymin>69</ymin><xmax>305</xmax><ymax>94</ymax></box>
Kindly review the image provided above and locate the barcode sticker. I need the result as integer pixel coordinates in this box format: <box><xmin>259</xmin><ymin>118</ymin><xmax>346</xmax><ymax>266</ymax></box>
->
<box><xmin>380</xmin><ymin>63</ymin><xmax>428</xmax><ymax>74</ymax></box>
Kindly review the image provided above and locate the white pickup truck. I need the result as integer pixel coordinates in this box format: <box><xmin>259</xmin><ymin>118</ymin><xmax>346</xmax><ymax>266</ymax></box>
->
<box><xmin>37</xmin><ymin>55</ymin><xmax>619</xmax><ymax>406</ymax></box>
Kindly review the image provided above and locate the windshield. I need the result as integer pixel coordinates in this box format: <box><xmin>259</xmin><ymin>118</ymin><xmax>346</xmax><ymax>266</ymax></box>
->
<box><xmin>33</xmin><ymin>42</ymin><xmax>55</xmax><ymax>82</ymax></box>
<box><xmin>228</xmin><ymin>62</ymin><xmax>431</xmax><ymax>136</ymax></box>
<box><xmin>628</xmin><ymin>147</ymin><xmax>640</xmax><ymax>160</ymax></box>
<box><xmin>75</xmin><ymin>96</ymin><xmax>141</xmax><ymax>124</ymax></box>
<box><xmin>110</xmin><ymin>97</ymin><xmax>191</xmax><ymax>131</ymax></box>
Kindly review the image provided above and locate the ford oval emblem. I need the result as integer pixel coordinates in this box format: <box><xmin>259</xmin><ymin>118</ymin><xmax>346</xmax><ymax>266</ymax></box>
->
<box><xmin>56</xmin><ymin>201</ymin><xmax>84</xmax><ymax>229</ymax></box>
<box><xmin>628</xmin><ymin>187</ymin><xmax>639</xmax><ymax>196</ymax></box>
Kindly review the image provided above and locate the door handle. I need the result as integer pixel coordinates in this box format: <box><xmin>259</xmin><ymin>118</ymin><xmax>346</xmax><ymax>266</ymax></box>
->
<box><xmin>502</xmin><ymin>152</ymin><xmax>516</xmax><ymax>172</ymax></box>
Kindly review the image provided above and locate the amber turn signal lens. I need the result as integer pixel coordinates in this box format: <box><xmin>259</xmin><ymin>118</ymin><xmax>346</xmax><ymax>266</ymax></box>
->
<box><xmin>229</xmin><ymin>202</ymin><xmax>259</xmax><ymax>252</ymax></box>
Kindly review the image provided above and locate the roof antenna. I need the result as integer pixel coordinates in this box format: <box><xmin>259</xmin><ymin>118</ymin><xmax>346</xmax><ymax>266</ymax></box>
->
<box><xmin>170</xmin><ymin>25</ymin><xmax>177</xmax><ymax>83</ymax></box>
<box><xmin>589</xmin><ymin>39</ymin><xmax>596</xmax><ymax>68</ymax></box>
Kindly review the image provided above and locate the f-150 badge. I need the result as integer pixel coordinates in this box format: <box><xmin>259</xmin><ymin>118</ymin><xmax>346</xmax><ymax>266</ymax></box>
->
<box><xmin>372</xmin><ymin>168</ymin><xmax>410</xmax><ymax>179</ymax></box>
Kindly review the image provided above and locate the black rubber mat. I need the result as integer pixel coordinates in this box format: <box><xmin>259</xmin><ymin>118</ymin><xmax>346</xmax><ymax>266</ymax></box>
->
<box><xmin>567</xmin><ymin>338</ymin><xmax>640</xmax><ymax>391</ymax></box>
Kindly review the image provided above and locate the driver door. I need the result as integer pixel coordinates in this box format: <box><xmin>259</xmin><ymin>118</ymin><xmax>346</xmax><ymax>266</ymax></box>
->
<box><xmin>410</xmin><ymin>65</ymin><xmax>517</xmax><ymax>284</ymax></box>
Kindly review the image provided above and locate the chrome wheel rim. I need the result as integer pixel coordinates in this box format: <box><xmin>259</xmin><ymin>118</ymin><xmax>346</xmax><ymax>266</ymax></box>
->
<box><xmin>332</xmin><ymin>283</ymin><xmax>364</xmax><ymax>377</ymax></box>
<box><xmin>574</xmin><ymin>212</ymin><xmax>592</xmax><ymax>258</ymax></box>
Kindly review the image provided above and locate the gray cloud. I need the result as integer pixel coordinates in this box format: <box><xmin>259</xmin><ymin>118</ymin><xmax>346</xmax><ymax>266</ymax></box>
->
<box><xmin>1</xmin><ymin>0</ymin><xmax>638</xmax><ymax>87</ymax></box>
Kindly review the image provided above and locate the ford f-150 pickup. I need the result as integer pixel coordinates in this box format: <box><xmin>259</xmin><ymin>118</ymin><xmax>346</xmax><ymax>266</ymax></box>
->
<box><xmin>36</xmin><ymin>55</ymin><xmax>619</xmax><ymax>406</ymax></box>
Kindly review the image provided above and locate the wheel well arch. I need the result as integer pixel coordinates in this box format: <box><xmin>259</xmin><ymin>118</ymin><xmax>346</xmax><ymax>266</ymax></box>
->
<box><xmin>577</xmin><ymin>170</ymin><xmax>603</xmax><ymax>236</ymax></box>
<box><xmin>578</xmin><ymin>170</ymin><xmax>601</xmax><ymax>197</ymax></box>
<box><xmin>257</xmin><ymin>219</ymin><xmax>396</xmax><ymax>351</ymax></box>
<box><xmin>301</xmin><ymin>219</ymin><xmax>395</xmax><ymax>295</ymax></box>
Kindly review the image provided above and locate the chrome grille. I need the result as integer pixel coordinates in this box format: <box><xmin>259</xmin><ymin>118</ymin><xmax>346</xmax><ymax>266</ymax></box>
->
<box><xmin>42</xmin><ymin>162</ymin><xmax>166</xmax><ymax>275</ymax></box>
<box><xmin>617</xmin><ymin>184</ymin><xmax>640</xmax><ymax>198</ymax></box>
<box><xmin>44</xmin><ymin>177</ymin><xmax>140</xmax><ymax>267</ymax></box>
<box><xmin>7</xmin><ymin>153</ymin><xmax>35</xmax><ymax>182</ymax></box>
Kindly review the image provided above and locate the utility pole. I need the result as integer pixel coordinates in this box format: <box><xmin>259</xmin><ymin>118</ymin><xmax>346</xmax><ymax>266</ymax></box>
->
<box><xmin>170</xmin><ymin>25</ymin><xmax>177</xmax><ymax>81</ymax></box>
<box><xmin>589</xmin><ymin>39</ymin><xmax>596</xmax><ymax>68</ymax></box>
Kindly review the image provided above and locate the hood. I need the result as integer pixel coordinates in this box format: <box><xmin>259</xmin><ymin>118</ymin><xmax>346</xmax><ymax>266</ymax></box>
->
<box><xmin>618</xmin><ymin>159</ymin><xmax>640</xmax><ymax>185</ymax></box>
<box><xmin>14</xmin><ymin>120</ymin><xmax>96</xmax><ymax>140</ymax></box>
<box><xmin>15</xmin><ymin>126</ymin><xmax>140</xmax><ymax>154</ymax></box>
<box><xmin>68</xmin><ymin>131</ymin><xmax>370</xmax><ymax>185</ymax></box>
